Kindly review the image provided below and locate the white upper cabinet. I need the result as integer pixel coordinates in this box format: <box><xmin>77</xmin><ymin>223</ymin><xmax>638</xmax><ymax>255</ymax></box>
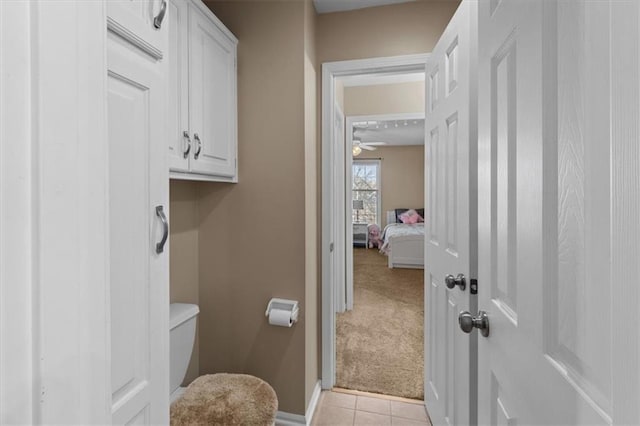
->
<box><xmin>168</xmin><ymin>0</ymin><xmax>238</xmax><ymax>182</ymax></box>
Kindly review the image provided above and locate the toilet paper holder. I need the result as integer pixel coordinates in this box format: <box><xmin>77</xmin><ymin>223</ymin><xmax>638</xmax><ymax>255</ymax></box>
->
<box><xmin>265</xmin><ymin>298</ymin><xmax>299</xmax><ymax>324</ymax></box>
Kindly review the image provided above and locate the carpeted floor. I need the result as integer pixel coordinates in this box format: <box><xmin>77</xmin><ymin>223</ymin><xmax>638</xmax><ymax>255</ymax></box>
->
<box><xmin>336</xmin><ymin>248</ymin><xmax>424</xmax><ymax>400</ymax></box>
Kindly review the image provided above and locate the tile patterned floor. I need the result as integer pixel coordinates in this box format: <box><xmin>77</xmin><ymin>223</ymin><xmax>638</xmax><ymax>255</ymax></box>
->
<box><xmin>311</xmin><ymin>390</ymin><xmax>432</xmax><ymax>426</ymax></box>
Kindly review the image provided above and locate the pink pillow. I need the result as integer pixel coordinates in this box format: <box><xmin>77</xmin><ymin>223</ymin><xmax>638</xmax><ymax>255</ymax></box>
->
<box><xmin>399</xmin><ymin>209</ymin><xmax>421</xmax><ymax>224</ymax></box>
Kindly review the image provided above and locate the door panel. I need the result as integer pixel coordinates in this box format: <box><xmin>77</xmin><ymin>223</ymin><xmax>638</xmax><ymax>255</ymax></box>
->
<box><xmin>424</xmin><ymin>2</ymin><xmax>477</xmax><ymax>424</ymax></box>
<box><xmin>107</xmin><ymin>25</ymin><xmax>169</xmax><ymax>425</ymax></box>
<box><xmin>189</xmin><ymin>6</ymin><xmax>236</xmax><ymax>178</ymax></box>
<box><xmin>168</xmin><ymin>0</ymin><xmax>190</xmax><ymax>172</ymax></box>
<box><xmin>478</xmin><ymin>1</ymin><xmax>640</xmax><ymax>424</ymax></box>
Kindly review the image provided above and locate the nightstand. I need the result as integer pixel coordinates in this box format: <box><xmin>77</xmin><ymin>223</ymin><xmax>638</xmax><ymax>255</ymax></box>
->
<box><xmin>353</xmin><ymin>223</ymin><xmax>368</xmax><ymax>248</ymax></box>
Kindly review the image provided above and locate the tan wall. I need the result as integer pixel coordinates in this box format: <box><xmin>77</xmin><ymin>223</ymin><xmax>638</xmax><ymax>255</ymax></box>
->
<box><xmin>169</xmin><ymin>180</ymin><xmax>200</xmax><ymax>384</ymax></box>
<box><xmin>357</xmin><ymin>146</ymin><xmax>425</xmax><ymax>228</ymax></box>
<box><xmin>199</xmin><ymin>0</ymin><xmax>310</xmax><ymax>415</ymax></box>
<box><xmin>344</xmin><ymin>81</ymin><xmax>425</xmax><ymax>116</ymax></box>
<box><xmin>317</xmin><ymin>0</ymin><xmax>459</xmax><ymax>63</ymax></box>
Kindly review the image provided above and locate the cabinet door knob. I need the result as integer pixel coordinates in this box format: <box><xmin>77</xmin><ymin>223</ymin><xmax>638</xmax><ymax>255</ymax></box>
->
<box><xmin>194</xmin><ymin>133</ymin><xmax>202</xmax><ymax>159</ymax></box>
<box><xmin>182</xmin><ymin>131</ymin><xmax>191</xmax><ymax>159</ymax></box>
<box><xmin>153</xmin><ymin>0</ymin><xmax>167</xmax><ymax>29</ymax></box>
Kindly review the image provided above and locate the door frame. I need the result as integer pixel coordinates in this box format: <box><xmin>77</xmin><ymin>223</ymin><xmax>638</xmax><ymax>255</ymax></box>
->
<box><xmin>345</xmin><ymin>112</ymin><xmax>425</xmax><ymax>311</ymax></box>
<box><xmin>321</xmin><ymin>54</ymin><xmax>429</xmax><ymax>389</ymax></box>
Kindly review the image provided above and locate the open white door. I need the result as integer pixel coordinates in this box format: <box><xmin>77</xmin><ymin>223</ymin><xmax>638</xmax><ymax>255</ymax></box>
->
<box><xmin>424</xmin><ymin>1</ymin><xmax>477</xmax><ymax>425</ymax></box>
<box><xmin>477</xmin><ymin>0</ymin><xmax>640</xmax><ymax>424</ymax></box>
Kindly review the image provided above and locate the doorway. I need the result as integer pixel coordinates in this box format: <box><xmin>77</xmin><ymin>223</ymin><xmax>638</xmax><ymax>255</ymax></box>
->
<box><xmin>321</xmin><ymin>55</ymin><xmax>429</xmax><ymax>397</ymax></box>
<box><xmin>337</xmin><ymin>111</ymin><xmax>426</xmax><ymax>399</ymax></box>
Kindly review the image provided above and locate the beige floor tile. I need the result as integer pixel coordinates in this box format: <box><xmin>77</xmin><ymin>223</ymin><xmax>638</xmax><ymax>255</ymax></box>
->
<box><xmin>312</xmin><ymin>405</ymin><xmax>355</xmax><ymax>426</ymax></box>
<box><xmin>356</xmin><ymin>395</ymin><xmax>391</xmax><ymax>415</ymax></box>
<box><xmin>354</xmin><ymin>410</ymin><xmax>392</xmax><ymax>426</ymax></box>
<box><xmin>390</xmin><ymin>401</ymin><xmax>428</xmax><ymax>422</ymax></box>
<box><xmin>322</xmin><ymin>391</ymin><xmax>357</xmax><ymax>409</ymax></box>
<box><xmin>391</xmin><ymin>416</ymin><xmax>431</xmax><ymax>426</ymax></box>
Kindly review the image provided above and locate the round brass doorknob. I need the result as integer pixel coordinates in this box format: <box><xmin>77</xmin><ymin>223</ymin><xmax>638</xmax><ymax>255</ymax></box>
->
<box><xmin>445</xmin><ymin>273</ymin><xmax>466</xmax><ymax>291</ymax></box>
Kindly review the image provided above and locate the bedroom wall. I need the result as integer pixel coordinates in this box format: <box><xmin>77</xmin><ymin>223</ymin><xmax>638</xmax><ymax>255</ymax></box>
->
<box><xmin>345</xmin><ymin>81</ymin><xmax>426</xmax><ymax>228</ymax></box>
<box><xmin>357</xmin><ymin>146</ymin><xmax>425</xmax><ymax>228</ymax></box>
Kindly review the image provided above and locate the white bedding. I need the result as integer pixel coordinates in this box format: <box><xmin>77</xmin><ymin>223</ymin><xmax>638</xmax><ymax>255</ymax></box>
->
<box><xmin>380</xmin><ymin>223</ymin><xmax>425</xmax><ymax>254</ymax></box>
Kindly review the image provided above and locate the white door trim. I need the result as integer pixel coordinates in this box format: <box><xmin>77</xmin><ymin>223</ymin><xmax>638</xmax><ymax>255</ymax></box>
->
<box><xmin>321</xmin><ymin>54</ymin><xmax>429</xmax><ymax>389</ymax></box>
<box><xmin>345</xmin><ymin>112</ymin><xmax>425</xmax><ymax>311</ymax></box>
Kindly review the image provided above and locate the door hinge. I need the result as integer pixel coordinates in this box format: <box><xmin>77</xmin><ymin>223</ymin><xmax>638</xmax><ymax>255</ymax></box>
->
<box><xmin>470</xmin><ymin>278</ymin><xmax>478</xmax><ymax>295</ymax></box>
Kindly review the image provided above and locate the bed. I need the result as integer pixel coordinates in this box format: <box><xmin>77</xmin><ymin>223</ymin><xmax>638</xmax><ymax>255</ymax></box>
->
<box><xmin>379</xmin><ymin>209</ymin><xmax>425</xmax><ymax>269</ymax></box>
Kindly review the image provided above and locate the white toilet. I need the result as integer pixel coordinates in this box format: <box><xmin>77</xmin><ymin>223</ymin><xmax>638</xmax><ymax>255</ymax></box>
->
<box><xmin>170</xmin><ymin>303</ymin><xmax>199</xmax><ymax>403</ymax></box>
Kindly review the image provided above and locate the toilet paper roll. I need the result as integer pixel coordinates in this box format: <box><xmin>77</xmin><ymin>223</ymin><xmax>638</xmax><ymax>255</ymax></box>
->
<box><xmin>269</xmin><ymin>308</ymin><xmax>293</xmax><ymax>327</ymax></box>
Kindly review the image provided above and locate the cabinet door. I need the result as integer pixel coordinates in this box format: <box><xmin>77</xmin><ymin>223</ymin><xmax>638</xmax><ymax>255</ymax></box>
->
<box><xmin>107</xmin><ymin>0</ymin><xmax>167</xmax><ymax>58</ymax></box>
<box><xmin>167</xmin><ymin>0</ymin><xmax>191</xmax><ymax>172</ymax></box>
<box><xmin>188</xmin><ymin>5</ymin><xmax>237</xmax><ymax>179</ymax></box>
<box><xmin>107</xmin><ymin>22</ymin><xmax>169</xmax><ymax>426</ymax></box>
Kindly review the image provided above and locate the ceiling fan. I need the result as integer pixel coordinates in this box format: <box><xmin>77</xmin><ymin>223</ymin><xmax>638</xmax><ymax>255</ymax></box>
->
<box><xmin>352</xmin><ymin>138</ymin><xmax>386</xmax><ymax>156</ymax></box>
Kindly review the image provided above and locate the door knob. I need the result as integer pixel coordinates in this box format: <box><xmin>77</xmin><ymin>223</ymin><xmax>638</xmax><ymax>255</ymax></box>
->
<box><xmin>458</xmin><ymin>310</ymin><xmax>490</xmax><ymax>337</ymax></box>
<box><xmin>445</xmin><ymin>273</ymin><xmax>466</xmax><ymax>291</ymax></box>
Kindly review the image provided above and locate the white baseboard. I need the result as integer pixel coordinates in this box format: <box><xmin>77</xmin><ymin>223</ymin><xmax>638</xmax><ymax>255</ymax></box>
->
<box><xmin>275</xmin><ymin>411</ymin><xmax>306</xmax><ymax>426</ymax></box>
<box><xmin>305</xmin><ymin>380</ymin><xmax>322</xmax><ymax>424</ymax></box>
<box><xmin>275</xmin><ymin>380</ymin><xmax>322</xmax><ymax>426</ymax></box>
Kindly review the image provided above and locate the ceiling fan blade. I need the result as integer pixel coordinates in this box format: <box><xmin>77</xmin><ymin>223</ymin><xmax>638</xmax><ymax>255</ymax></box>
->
<box><xmin>360</xmin><ymin>145</ymin><xmax>377</xmax><ymax>151</ymax></box>
<box><xmin>363</xmin><ymin>142</ymin><xmax>387</xmax><ymax>146</ymax></box>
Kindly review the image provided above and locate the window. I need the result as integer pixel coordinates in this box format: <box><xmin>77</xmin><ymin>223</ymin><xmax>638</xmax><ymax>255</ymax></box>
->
<box><xmin>352</xmin><ymin>159</ymin><xmax>381</xmax><ymax>225</ymax></box>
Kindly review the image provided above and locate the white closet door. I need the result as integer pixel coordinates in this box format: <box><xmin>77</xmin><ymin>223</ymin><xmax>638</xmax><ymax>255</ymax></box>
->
<box><xmin>107</xmin><ymin>26</ymin><xmax>169</xmax><ymax>426</ymax></box>
<box><xmin>188</xmin><ymin>5</ymin><xmax>237</xmax><ymax>178</ymax></box>
<box><xmin>424</xmin><ymin>1</ymin><xmax>477</xmax><ymax>424</ymax></box>
<box><xmin>477</xmin><ymin>1</ymin><xmax>640</xmax><ymax>424</ymax></box>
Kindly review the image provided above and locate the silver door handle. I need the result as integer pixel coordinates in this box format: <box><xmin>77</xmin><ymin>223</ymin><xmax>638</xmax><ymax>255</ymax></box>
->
<box><xmin>194</xmin><ymin>133</ymin><xmax>202</xmax><ymax>159</ymax></box>
<box><xmin>154</xmin><ymin>0</ymin><xmax>167</xmax><ymax>29</ymax></box>
<box><xmin>155</xmin><ymin>205</ymin><xmax>168</xmax><ymax>254</ymax></box>
<box><xmin>459</xmin><ymin>311</ymin><xmax>490</xmax><ymax>337</ymax></box>
<box><xmin>445</xmin><ymin>273</ymin><xmax>466</xmax><ymax>291</ymax></box>
<box><xmin>182</xmin><ymin>131</ymin><xmax>191</xmax><ymax>159</ymax></box>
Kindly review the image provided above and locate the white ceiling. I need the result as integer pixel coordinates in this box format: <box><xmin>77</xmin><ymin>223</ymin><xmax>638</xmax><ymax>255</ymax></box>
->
<box><xmin>353</xmin><ymin>119</ymin><xmax>425</xmax><ymax>146</ymax></box>
<box><xmin>313</xmin><ymin>0</ymin><xmax>416</xmax><ymax>14</ymax></box>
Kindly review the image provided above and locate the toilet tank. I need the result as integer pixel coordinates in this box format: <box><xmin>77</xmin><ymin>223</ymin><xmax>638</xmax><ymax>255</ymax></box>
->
<box><xmin>170</xmin><ymin>303</ymin><xmax>199</xmax><ymax>394</ymax></box>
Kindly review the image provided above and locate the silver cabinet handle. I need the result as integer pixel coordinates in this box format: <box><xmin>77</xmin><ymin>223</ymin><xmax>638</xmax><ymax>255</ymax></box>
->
<box><xmin>194</xmin><ymin>133</ymin><xmax>202</xmax><ymax>159</ymax></box>
<box><xmin>155</xmin><ymin>205</ymin><xmax>168</xmax><ymax>254</ymax></box>
<box><xmin>182</xmin><ymin>131</ymin><xmax>191</xmax><ymax>159</ymax></box>
<box><xmin>154</xmin><ymin>0</ymin><xmax>167</xmax><ymax>29</ymax></box>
